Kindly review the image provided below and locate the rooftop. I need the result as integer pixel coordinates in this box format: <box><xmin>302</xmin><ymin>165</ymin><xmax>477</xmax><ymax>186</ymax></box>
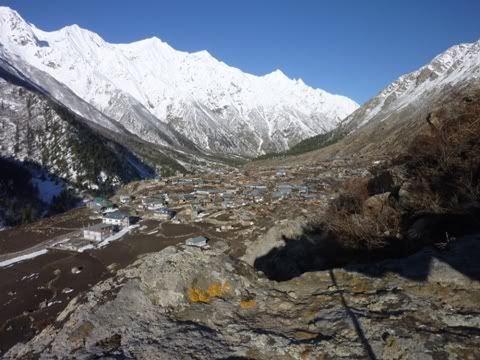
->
<box><xmin>84</xmin><ymin>223</ymin><xmax>115</xmax><ymax>231</ymax></box>
<box><xmin>104</xmin><ymin>211</ymin><xmax>129</xmax><ymax>220</ymax></box>
<box><xmin>154</xmin><ymin>208</ymin><xmax>173</xmax><ymax>214</ymax></box>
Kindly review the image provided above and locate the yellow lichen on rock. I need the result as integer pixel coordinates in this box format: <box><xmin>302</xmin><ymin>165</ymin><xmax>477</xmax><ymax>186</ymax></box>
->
<box><xmin>222</xmin><ymin>280</ymin><xmax>231</xmax><ymax>293</ymax></box>
<box><xmin>189</xmin><ymin>281</ymin><xmax>231</xmax><ymax>303</ymax></box>
<box><xmin>239</xmin><ymin>298</ymin><xmax>256</xmax><ymax>310</ymax></box>
<box><xmin>188</xmin><ymin>287</ymin><xmax>211</xmax><ymax>303</ymax></box>
<box><xmin>207</xmin><ymin>282</ymin><xmax>223</xmax><ymax>297</ymax></box>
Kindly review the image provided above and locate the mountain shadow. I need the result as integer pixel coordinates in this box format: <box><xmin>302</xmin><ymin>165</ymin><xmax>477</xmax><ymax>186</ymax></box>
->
<box><xmin>0</xmin><ymin>157</ymin><xmax>82</xmax><ymax>226</ymax></box>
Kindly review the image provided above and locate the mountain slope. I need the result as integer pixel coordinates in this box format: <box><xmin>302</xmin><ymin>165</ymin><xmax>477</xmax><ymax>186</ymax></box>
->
<box><xmin>341</xmin><ymin>40</ymin><xmax>480</xmax><ymax>133</ymax></box>
<box><xmin>251</xmin><ymin>39</ymin><xmax>480</xmax><ymax>166</ymax></box>
<box><xmin>0</xmin><ymin>6</ymin><xmax>358</xmax><ymax>157</ymax></box>
<box><xmin>0</xmin><ymin>158</ymin><xmax>46</xmax><ymax>227</ymax></box>
<box><xmin>0</xmin><ymin>74</ymin><xmax>153</xmax><ymax>193</ymax></box>
<box><xmin>0</xmin><ymin>44</ymin><xmax>217</xmax><ymax>175</ymax></box>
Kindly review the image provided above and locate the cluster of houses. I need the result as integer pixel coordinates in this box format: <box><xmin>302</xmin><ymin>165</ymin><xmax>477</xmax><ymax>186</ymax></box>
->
<box><xmin>48</xmin><ymin>162</ymin><xmax>373</xmax><ymax>255</ymax></box>
<box><xmin>82</xmin><ymin>195</ymin><xmax>211</xmax><ymax>249</ymax></box>
<box><xmin>242</xmin><ymin>182</ymin><xmax>316</xmax><ymax>204</ymax></box>
<box><xmin>83</xmin><ymin>197</ymin><xmax>131</xmax><ymax>242</ymax></box>
<box><xmin>77</xmin><ymin>166</ymin><xmax>335</xmax><ymax>249</ymax></box>
<box><xmin>109</xmin><ymin>169</ymin><xmax>324</xmax><ymax>225</ymax></box>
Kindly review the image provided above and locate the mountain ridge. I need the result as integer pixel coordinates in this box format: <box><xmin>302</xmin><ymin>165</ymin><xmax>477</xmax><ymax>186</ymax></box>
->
<box><xmin>250</xmin><ymin>37</ymin><xmax>480</xmax><ymax>165</ymax></box>
<box><xmin>340</xmin><ymin>38</ymin><xmax>480</xmax><ymax>133</ymax></box>
<box><xmin>0</xmin><ymin>6</ymin><xmax>358</xmax><ymax>157</ymax></box>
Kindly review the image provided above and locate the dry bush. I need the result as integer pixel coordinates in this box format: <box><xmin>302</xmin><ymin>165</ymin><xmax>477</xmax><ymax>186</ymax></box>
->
<box><xmin>403</xmin><ymin>134</ymin><xmax>441</xmax><ymax>169</ymax></box>
<box><xmin>404</xmin><ymin>94</ymin><xmax>480</xmax><ymax>209</ymax></box>
<box><xmin>318</xmin><ymin>94</ymin><xmax>480</xmax><ymax>256</ymax></box>
<box><xmin>325</xmin><ymin>202</ymin><xmax>400</xmax><ymax>250</ymax></box>
<box><xmin>343</xmin><ymin>177</ymin><xmax>370</xmax><ymax>201</ymax></box>
<box><xmin>325</xmin><ymin>174</ymin><xmax>400</xmax><ymax>250</ymax></box>
<box><xmin>367</xmin><ymin>171</ymin><xmax>395</xmax><ymax>196</ymax></box>
<box><xmin>329</xmin><ymin>177</ymin><xmax>369</xmax><ymax>215</ymax></box>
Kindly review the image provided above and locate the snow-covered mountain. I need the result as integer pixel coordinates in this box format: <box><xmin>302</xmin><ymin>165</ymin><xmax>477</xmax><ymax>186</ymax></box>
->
<box><xmin>0</xmin><ymin>6</ymin><xmax>358</xmax><ymax>157</ymax></box>
<box><xmin>341</xmin><ymin>39</ymin><xmax>480</xmax><ymax>132</ymax></box>
<box><xmin>290</xmin><ymin>38</ymin><xmax>480</xmax><ymax>161</ymax></box>
<box><xmin>0</xmin><ymin>74</ymin><xmax>152</xmax><ymax>192</ymax></box>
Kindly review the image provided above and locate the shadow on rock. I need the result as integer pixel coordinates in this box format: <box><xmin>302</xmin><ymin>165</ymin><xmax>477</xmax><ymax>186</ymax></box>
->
<box><xmin>254</xmin><ymin>211</ymin><xmax>480</xmax><ymax>282</ymax></box>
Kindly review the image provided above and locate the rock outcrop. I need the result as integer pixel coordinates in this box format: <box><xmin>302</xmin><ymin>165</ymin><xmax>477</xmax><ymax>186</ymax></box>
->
<box><xmin>6</xmin><ymin>235</ymin><xmax>480</xmax><ymax>359</ymax></box>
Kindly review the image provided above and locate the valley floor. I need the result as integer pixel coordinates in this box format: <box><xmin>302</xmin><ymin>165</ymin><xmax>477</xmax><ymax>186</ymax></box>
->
<box><xmin>1</xmin><ymin>158</ymin><xmax>480</xmax><ymax>359</ymax></box>
<box><xmin>0</xmin><ymin>162</ymin><xmax>350</xmax><ymax>353</ymax></box>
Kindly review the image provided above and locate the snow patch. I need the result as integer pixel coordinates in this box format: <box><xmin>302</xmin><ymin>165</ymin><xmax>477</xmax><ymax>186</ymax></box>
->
<box><xmin>97</xmin><ymin>224</ymin><xmax>138</xmax><ymax>248</ymax></box>
<box><xmin>0</xmin><ymin>249</ymin><xmax>48</xmax><ymax>268</ymax></box>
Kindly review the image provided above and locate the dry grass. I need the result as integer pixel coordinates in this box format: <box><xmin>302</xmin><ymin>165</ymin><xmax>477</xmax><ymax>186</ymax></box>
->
<box><xmin>403</xmin><ymin>95</ymin><xmax>480</xmax><ymax>210</ymax></box>
<box><xmin>324</xmin><ymin>175</ymin><xmax>401</xmax><ymax>249</ymax></box>
<box><xmin>323</xmin><ymin>93</ymin><xmax>480</xmax><ymax>252</ymax></box>
<box><xmin>325</xmin><ymin>203</ymin><xmax>400</xmax><ymax>250</ymax></box>
<box><xmin>328</xmin><ymin>177</ymin><xmax>369</xmax><ymax>215</ymax></box>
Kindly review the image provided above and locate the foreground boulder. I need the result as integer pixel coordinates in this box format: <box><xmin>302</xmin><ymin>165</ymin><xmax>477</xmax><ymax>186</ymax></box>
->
<box><xmin>6</xmin><ymin>236</ymin><xmax>480</xmax><ymax>359</ymax></box>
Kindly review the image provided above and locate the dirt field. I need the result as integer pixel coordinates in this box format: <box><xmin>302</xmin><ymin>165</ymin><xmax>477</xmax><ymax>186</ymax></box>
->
<box><xmin>0</xmin><ymin>212</ymin><xmax>218</xmax><ymax>353</ymax></box>
<box><xmin>0</xmin><ymin>207</ymin><xmax>94</xmax><ymax>253</ymax></box>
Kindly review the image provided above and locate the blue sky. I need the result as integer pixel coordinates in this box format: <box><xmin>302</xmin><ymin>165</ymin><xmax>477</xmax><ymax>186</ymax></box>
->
<box><xmin>2</xmin><ymin>0</ymin><xmax>480</xmax><ymax>104</ymax></box>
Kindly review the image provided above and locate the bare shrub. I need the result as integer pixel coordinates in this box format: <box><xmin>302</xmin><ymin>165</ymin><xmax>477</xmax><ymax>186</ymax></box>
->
<box><xmin>325</xmin><ymin>200</ymin><xmax>400</xmax><ymax>250</ymax></box>
<box><xmin>343</xmin><ymin>176</ymin><xmax>369</xmax><ymax>201</ymax></box>
<box><xmin>404</xmin><ymin>95</ymin><xmax>480</xmax><ymax>209</ymax></box>
<box><xmin>329</xmin><ymin>177</ymin><xmax>369</xmax><ymax>215</ymax></box>
<box><xmin>317</xmin><ymin>93</ymin><xmax>480</xmax><ymax>256</ymax></box>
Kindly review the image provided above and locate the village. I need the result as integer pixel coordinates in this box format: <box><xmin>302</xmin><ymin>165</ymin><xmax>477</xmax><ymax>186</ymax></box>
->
<box><xmin>0</xmin><ymin>159</ymin><xmax>372</xmax><ymax>271</ymax></box>
<box><xmin>42</xmin><ymin>160</ymin><xmax>369</xmax><ymax>257</ymax></box>
<box><xmin>0</xmin><ymin>158</ymin><xmax>373</xmax><ymax>353</ymax></box>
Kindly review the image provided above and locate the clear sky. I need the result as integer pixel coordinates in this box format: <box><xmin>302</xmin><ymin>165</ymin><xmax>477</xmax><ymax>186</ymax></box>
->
<box><xmin>2</xmin><ymin>0</ymin><xmax>480</xmax><ymax>104</ymax></box>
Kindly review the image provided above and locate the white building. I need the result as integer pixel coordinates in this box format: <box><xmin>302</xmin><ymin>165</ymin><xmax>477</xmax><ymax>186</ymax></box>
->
<box><xmin>103</xmin><ymin>211</ymin><xmax>130</xmax><ymax>227</ymax></box>
<box><xmin>83</xmin><ymin>223</ymin><xmax>115</xmax><ymax>242</ymax></box>
<box><xmin>119</xmin><ymin>195</ymin><xmax>131</xmax><ymax>204</ymax></box>
<box><xmin>143</xmin><ymin>197</ymin><xmax>166</xmax><ymax>210</ymax></box>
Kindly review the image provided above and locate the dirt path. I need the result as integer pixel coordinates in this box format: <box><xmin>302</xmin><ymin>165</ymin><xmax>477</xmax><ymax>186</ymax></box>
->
<box><xmin>0</xmin><ymin>230</ymin><xmax>79</xmax><ymax>266</ymax></box>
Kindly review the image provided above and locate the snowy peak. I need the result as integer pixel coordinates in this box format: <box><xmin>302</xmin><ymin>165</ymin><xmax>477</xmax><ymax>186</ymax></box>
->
<box><xmin>55</xmin><ymin>24</ymin><xmax>106</xmax><ymax>48</ymax></box>
<box><xmin>343</xmin><ymin>38</ymin><xmax>480</xmax><ymax>130</ymax></box>
<box><xmin>0</xmin><ymin>6</ymin><xmax>359</xmax><ymax>156</ymax></box>
<box><xmin>263</xmin><ymin>69</ymin><xmax>289</xmax><ymax>81</ymax></box>
<box><xmin>0</xmin><ymin>6</ymin><xmax>25</xmax><ymax>29</ymax></box>
<box><xmin>0</xmin><ymin>6</ymin><xmax>40</xmax><ymax>48</ymax></box>
<box><xmin>381</xmin><ymin>40</ymin><xmax>480</xmax><ymax>99</ymax></box>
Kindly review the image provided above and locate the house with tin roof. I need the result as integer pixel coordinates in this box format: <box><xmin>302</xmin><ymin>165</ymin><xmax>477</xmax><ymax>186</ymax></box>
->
<box><xmin>83</xmin><ymin>223</ymin><xmax>115</xmax><ymax>242</ymax></box>
<box><xmin>103</xmin><ymin>211</ymin><xmax>130</xmax><ymax>227</ymax></box>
